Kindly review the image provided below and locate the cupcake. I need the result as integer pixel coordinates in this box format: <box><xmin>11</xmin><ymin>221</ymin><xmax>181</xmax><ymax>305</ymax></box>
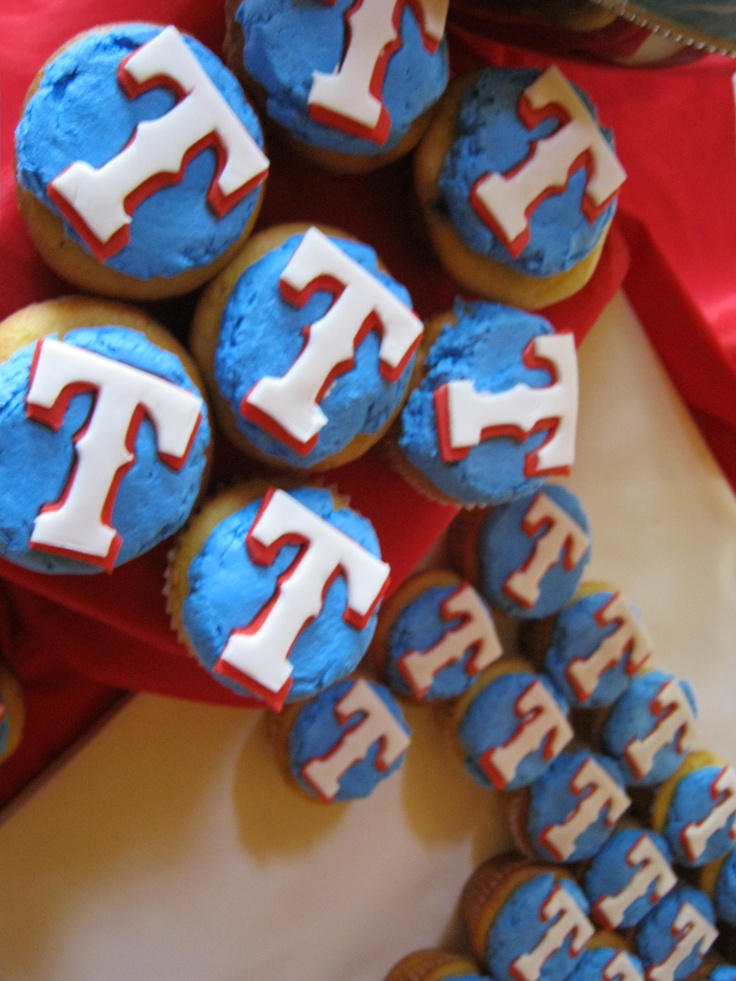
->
<box><xmin>599</xmin><ymin>670</ymin><xmax>699</xmax><ymax>787</ymax></box>
<box><xmin>271</xmin><ymin>676</ymin><xmax>410</xmax><ymax>802</ymax></box>
<box><xmin>190</xmin><ymin>222</ymin><xmax>423</xmax><ymax>471</ymax></box>
<box><xmin>451</xmin><ymin>485</ymin><xmax>592</xmax><ymax>620</ymax></box>
<box><xmin>582</xmin><ymin>825</ymin><xmax>677</xmax><ymax>932</ymax></box>
<box><xmin>567</xmin><ymin>934</ymin><xmax>644</xmax><ymax>981</ymax></box>
<box><xmin>389</xmin><ymin>299</ymin><xmax>579</xmax><ymax>507</ymax></box>
<box><xmin>167</xmin><ymin>481</ymin><xmax>390</xmax><ymax>711</ymax></box>
<box><xmin>224</xmin><ymin>0</ymin><xmax>449</xmax><ymax>172</ymax></box>
<box><xmin>650</xmin><ymin>751</ymin><xmax>736</xmax><ymax>869</ymax></box>
<box><xmin>461</xmin><ymin>852</ymin><xmax>595</xmax><ymax>981</ymax></box>
<box><xmin>15</xmin><ymin>23</ymin><xmax>269</xmax><ymax>299</ymax></box>
<box><xmin>543</xmin><ymin>585</ymin><xmax>653</xmax><ymax>710</ymax></box>
<box><xmin>508</xmin><ymin>750</ymin><xmax>631</xmax><ymax>864</ymax></box>
<box><xmin>635</xmin><ymin>884</ymin><xmax>718</xmax><ymax>981</ymax></box>
<box><xmin>452</xmin><ymin>658</ymin><xmax>573</xmax><ymax>791</ymax></box>
<box><xmin>0</xmin><ymin>296</ymin><xmax>211</xmax><ymax>574</ymax></box>
<box><xmin>370</xmin><ymin>568</ymin><xmax>503</xmax><ymax>701</ymax></box>
<box><xmin>413</xmin><ymin>65</ymin><xmax>625</xmax><ymax>308</ymax></box>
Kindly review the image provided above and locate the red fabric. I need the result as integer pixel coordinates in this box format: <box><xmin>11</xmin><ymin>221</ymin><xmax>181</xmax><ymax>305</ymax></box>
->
<box><xmin>2</xmin><ymin>0</ymin><xmax>727</xmax><ymax>805</ymax></box>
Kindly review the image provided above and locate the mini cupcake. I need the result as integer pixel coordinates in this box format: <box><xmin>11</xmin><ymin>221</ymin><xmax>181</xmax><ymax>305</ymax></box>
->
<box><xmin>635</xmin><ymin>884</ymin><xmax>718</xmax><ymax>981</ymax></box>
<box><xmin>413</xmin><ymin>65</ymin><xmax>625</xmax><ymax>308</ymax></box>
<box><xmin>567</xmin><ymin>934</ymin><xmax>644</xmax><ymax>981</ymax></box>
<box><xmin>15</xmin><ymin>23</ymin><xmax>269</xmax><ymax>299</ymax></box>
<box><xmin>461</xmin><ymin>852</ymin><xmax>595</xmax><ymax>981</ymax></box>
<box><xmin>167</xmin><ymin>481</ymin><xmax>390</xmax><ymax>711</ymax></box>
<box><xmin>650</xmin><ymin>751</ymin><xmax>736</xmax><ymax>869</ymax></box>
<box><xmin>543</xmin><ymin>584</ymin><xmax>653</xmax><ymax>710</ymax></box>
<box><xmin>451</xmin><ymin>485</ymin><xmax>591</xmax><ymax>621</ymax></box>
<box><xmin>225</xmin><ymin>0</ymin><xmax>449</xmax><ymax>172</ymax></box>
<box><xmin>271</xmin><ymin>676</ymin><xmax>410</xmax><ymax>802</ymax></box>
<box><xmin>389</xmin><ymin>299</ymin><xmax>579</xmax><ymax>507</ymax></box>
<box><xmin>190</xmin><ymin>222</ymin><xmax>422</xmax><ymax>471</ymax></box>
<box><xmin>582</xmin><ymin>825</ymin><xmax>677</xmax><ymax>932</ymax></box>
<box><xmin>600</xmin><ymin>670</ymin><xmax>699</xmax><ymax>787</ymax></box>
<box><xmin>701</xmin><ymin>848</ymin><xmax>736</xmax><ymax>929</ymax></box>
<box><xmin>371</xmin><ymin>568</ymin><xmax>503</xmax><ymax>701</ymax></box>
<box><xmin>507</xmin><ymin>750</ymin><xmax>631</xmax><ymax>864</ymax></box>
<box><xmin>0</xmin><ymin>296</ymin><xmax>211</xmax><ymax>574</ymax></box>
<box><xmin>452</xmin><ymin>658</ymin><xmax>573</xmax><ymax>791</ymax></box>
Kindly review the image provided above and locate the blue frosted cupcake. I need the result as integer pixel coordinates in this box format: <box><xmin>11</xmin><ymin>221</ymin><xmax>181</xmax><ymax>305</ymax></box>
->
<box><xmin>635</xmin><ymin>884</ymin><xmax>717</xmax><ymax>981</ymax></box>
<box><xmin>272</xmin><ymin>676</ymin><xmax>410</xmax><ymax>803</ymax></box>
<box><xmin>390</xmin><ymin>300</ymin><xmax>579</xmax><ymax>507</ymax></box>
<box><xmin>414</xmin><ymin>66</ymin><xmax>625</xmax><ymax>308</ymax></box>
<box><xmin>225</xmin><ymin>0</ymin><xmax>449</xmax><ymax>171</ymax></box>
<box><xmin>16</xmin><ymin>23</ymin><xmax>269</xmax><ymax>299</ymax></box>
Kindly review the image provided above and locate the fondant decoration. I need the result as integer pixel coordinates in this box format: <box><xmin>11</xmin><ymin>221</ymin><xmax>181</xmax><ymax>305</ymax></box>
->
<box><xmin>291</xmin><ymin>677</ymin><xmax>410</xmax><ymax>802</ymax></box>
<box><xmin>635</xmin><ymin>885</ymin><xmax>717</xmax><ymax>981</ymax></box>
<box><xmin>48</xmin><ymin>26</ymin><xmax>268</xmax><ymax>261</ymax></box>
<box><xmin>27</xmin><ymin>338</ymin><xmax>202</xmax><ymax>571</ymax></box>
<box><xmin>242</xmin><ymin>226</ymin><xmax>422</xmax><ymax>453</ymax></box>
<box><xmin>601</xmin><ymin>670</ymin><xmax>698</xmax><ymax>786</ymax></box>
<box><xmin>568</xmin><ymin>947</ymin><xmax>644</xmax><ymax>981</ymax></box>
<box><xmin>308</xmin><ymin>0</ymin><xmax>448</xmax><ymax>144</ymax></box>
<box><xmin>470</xmin><ymin>65</ymin><xmax>626</xmax><ymax>258</ymax></box>
<box><xmin>526</xmin><ymin>752</ymin><xmax>631</xmax><ymax>863</ymax></box>
<box><xmin>584</xmin><ymin>828</ymin><xmax>677</xmax><ymax>931</ymax></box>
<box><xmin>657</xmin><ymin>757</ymin><xmax>736</xmax><ymax>868</ymax></box>
<box><xmin>544</xmin><ymin>588</ymin><xmax>653</xmax><ymax>709</ymax></box>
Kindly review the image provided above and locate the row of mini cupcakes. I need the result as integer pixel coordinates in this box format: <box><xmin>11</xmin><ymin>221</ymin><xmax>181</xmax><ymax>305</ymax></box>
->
<box><xmin>15</xmin><ymin>19</ymin><xmax>625</xmax><ymax>313</ymax></box>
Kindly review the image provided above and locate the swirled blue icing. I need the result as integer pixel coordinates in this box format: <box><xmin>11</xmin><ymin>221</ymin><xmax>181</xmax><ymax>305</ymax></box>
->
<box><xmin>476</xmin><ymin>485</ymin><xmax>591</xmax><ymax>620</ymax></box>
<box><xmin>658</xmin><ymin>760</ymin><xmax>736</xmax><ymax>867</ymax></box>
<box><xmin>181</xmin><ymin>486</ymin><xmax>383</xmax><ymax>702</ymax></box>
<box><xmin>438</xmin><ymin>68</ymin><xmax>617</xmax><ymax>277</ymax></box>
<box><xmin>214</xmin><ymin>231</ymin><xmax>417</xmax><ymax>468</ymax></box>
<box><xmin>287</xmin><ymin>677</ymin><xmax>409</xmax><ymax>801</ymax></box>
<box><xmin>398</xmin><ymin>299</ymin><xmax>562</xmax><ymax>505</ymax></box>
<box><xmin>0</xmin><ymin>327</ymin><xmax>210</xmax><ymax>574</ymax></box>
<box><xmin>234</xmin><ymin>0</ymin><xmax>448</xmax><ymax>157</ymax></box>
<box><xmin>713</xmin><ymin>847</ymin><xmax>736</xmax><ymax>925</ymax></box>
<box><xmin>15</xmin><ymin>24</ymin><xmax>266</xmax><ymax>280</ymax></box>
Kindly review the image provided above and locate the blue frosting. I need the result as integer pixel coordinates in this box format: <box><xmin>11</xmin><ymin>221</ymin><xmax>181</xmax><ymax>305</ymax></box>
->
<box><xmin>456</xmin><ymin>669</ymin><xmax>569</xmax><ymax>790</ymax></box>
<box><xmin>487</xmin><ymin>872</ymin><xmax>590</xmax><ymax>981</ymax></box>
<box><xmin>398</xmin><ymin>300</ymin><xmax>562</xmax><ymax>506</ymax></box>
<box><xmin>287</xmin><ymin>677</ymin><xmax>409</xmax><ymax>801</ymax></box>
<box><xmin>583</xmin><ymin>827</ymin><xmax>674</xmax><ymax>930</ymax></box>
<box><xmin>383</xmin><ymin>580</ymin><xmax>495</xmax><ymax>700</ymax></box>
<box><xmin>0</xmin><ymin>327</ymin><xmax>210</xmax><ymax>574</ymax></box>
<box><xmin>710</xmin><ymin>968</ymin><xmax>736</xmax><ymax>981</ymax></box>
<box><xmin>567</xmin><ymin>947</ymin><xmax>643</xmax><ymax>981</ymax></box>
<box><xmin>524</xmin><ymin>751</ymin><xmax>628</xmax><ymax>863</ymax></box>
<box><xmin>476</xmin><ymin>485</ymin><xmax>591</xmax><ymax>620</ymax></box>
<box><xmin>438</xmin><ymin>68</ymin><xmax>617</xmax><ymax>277</ymax></box>
<box><xmin>714</xmin><ymin>847</ymin><xmax>736</xmax><ymax>925</ymax></box>
<box><xmin>601</xmin><ymin>670</ymin><xmax>698</xmax><ymax>787</ymax></box>
<box><xmin>181</xmin><ymin>486</ymin><xmax>383</xmax><ymax>702</ymax></box>
<box><xmin>544</xmin><ymin>590</ymin><xmax>647</xmax><ymax>709</ymax></box>
<box><xmin>636</xmin><ymin>885</ymin><xmax>716</xmax><ymax>981</ymax></box>
<box><xmin>15</xmin><ymin>24</ymin><xmax>266</xmax><ymax>280</ymax></box>
<box><xmin>235</xmin><ymin>0</ymin><xmax>448</xmax><ymax>156</ymax></box>
<box><xmin>659</xmin><ymin>762</ymin><xmax>736</xmax><ymax>867</ymax></box>
<box><xmin>214</xmin><ymin>232</ymin><xmax>417</xmax><ymax>468</ymax></box>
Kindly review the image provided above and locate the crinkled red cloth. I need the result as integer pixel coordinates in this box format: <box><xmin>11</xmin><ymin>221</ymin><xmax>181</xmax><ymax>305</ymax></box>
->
<box><xmin>2</xmin><ymin>0</ymin><xmax>733</xmax><ymax>805</ymax></box>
